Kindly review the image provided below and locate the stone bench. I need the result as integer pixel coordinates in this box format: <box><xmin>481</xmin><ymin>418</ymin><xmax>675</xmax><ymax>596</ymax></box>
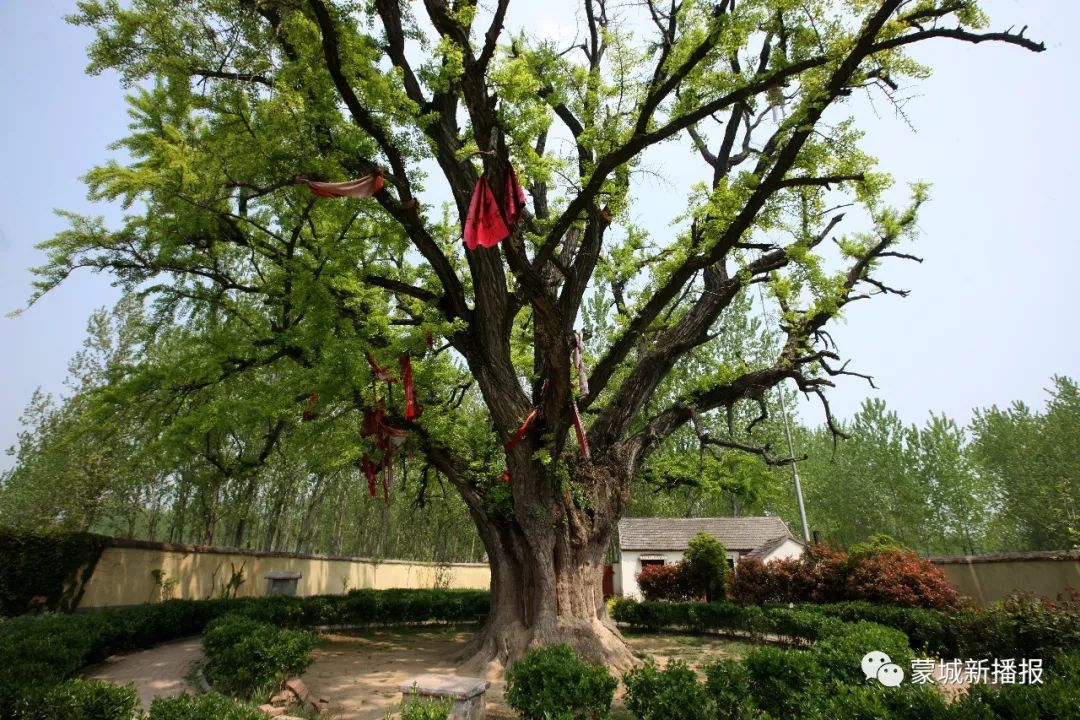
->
<box><xmin>399</xmin><ymin>674</ymin><xmax>490</xmax><ymax>720</ymax></box>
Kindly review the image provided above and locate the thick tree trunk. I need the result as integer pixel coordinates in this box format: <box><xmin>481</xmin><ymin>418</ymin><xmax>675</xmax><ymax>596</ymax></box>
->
<box><xmin>457</xmin><ymin>461</ymin><xmax>636</xmax><ymax>676</ymax></box>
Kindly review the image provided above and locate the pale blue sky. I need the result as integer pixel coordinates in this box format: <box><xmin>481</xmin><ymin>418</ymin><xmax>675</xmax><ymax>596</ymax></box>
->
<box><xmin>1</xmin><ymin>1</ymin><xmax>1077</xmax><ymax>470</ymax></box>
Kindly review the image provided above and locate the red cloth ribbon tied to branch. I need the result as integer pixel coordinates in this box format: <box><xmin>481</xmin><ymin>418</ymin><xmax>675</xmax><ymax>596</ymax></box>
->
<box><xmin>500</xmin><ymin>381</ymin><xmax>549</xmax><ymax>483</ymax></box>
<box><xmin>360</xmin><ymin>401</ymin><xmax>385</xmax><ymax>438</ymax></box>
<box><xmin>294</xmin><ymin>173</ymin><xmax>384</xmax><ymax>198</ymax></box>
<box><xmin>464</xmin><ymin>170</ymin><xmax>527</xmax><ymax>250</ymax></box>
<box><xmin>366</xmin><ymin>352</ymin><xmax>397</xmax><ymax>384</ymax></box>
<box><xmin>362</xmin><ymin>454</ymin><xmax>381</xmax><ymax>498</ymax></box>
<box><xmin>400</xmin><ymin>354</ymin><xmax>421</xmax><ymax>422</ymax></box>
<box><xmin>504</xmin><ymin>408</ymin><xmax>539</xmax><ymax>455</ymax></box>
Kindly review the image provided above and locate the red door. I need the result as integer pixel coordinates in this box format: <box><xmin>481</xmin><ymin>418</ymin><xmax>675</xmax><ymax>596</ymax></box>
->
<box><xmin>602</xmin><ymin>564</ymin><xmax>614</xmax><ymax>598</ymax></box>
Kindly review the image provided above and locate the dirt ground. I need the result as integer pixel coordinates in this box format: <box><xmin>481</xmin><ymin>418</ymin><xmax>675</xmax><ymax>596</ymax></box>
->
<box><xmin>83</xmin><ymin>637</ymin><xmax>203</xmax><ymax>711</ymax></box>
<box><xmin>300</xmin><ymin>626</ymin><xmax>750</xmax><ymax>720</ymax></box>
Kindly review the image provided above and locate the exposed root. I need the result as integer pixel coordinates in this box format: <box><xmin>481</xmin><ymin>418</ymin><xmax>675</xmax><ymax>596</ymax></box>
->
<box><xmin>457</xmin><ymin>616</ymin><xmax>638</xmax><ymax>681</ymax></box>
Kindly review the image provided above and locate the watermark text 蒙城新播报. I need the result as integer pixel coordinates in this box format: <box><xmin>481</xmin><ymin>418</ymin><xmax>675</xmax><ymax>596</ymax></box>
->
<box><xmin>862</xmin><ymin>652</ymin><xmax>1044</xmax><ymax>687</ymax></box>
<box><xmin>910</xmin><ymin>657</ymin><xmax>1044</xmax><ymax>686</ymax></box>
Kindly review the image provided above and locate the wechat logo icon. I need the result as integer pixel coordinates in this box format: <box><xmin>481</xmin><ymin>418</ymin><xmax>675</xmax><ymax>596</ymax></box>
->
<box><xmin>862</xmin><ymin>650</ymin><xmax>905</xmax><ymax>687</ymax></box>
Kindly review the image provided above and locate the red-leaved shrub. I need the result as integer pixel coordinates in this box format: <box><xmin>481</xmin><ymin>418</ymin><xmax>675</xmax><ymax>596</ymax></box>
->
<box><xmin>635</xmin><ymin>563</ymin><xmax>697</xmax><ymax>601</ymax></box>
<box><xmin>845</xmin><ymin>550</ymin><xmax>958</xmax><ymax>609</ymax></box>
<box><xmin>732</xmin><ymin>544</ymin><xmax>958</xmax><ymax>609</ymax></box>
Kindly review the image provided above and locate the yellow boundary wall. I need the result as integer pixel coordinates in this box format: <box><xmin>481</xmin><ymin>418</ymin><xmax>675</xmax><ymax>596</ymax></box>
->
<box><xmin>78</xmin><ymin>538</ymin><xmax>491</xmax><ymax>608</ymax></box>
<box><xmin>930</xmin><ymin>551</ymin><xmax>1080</xmax><ymax>607</ymax></box>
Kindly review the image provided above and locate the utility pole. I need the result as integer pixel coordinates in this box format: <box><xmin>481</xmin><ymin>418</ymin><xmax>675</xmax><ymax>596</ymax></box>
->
<box><xmin>754</xmin><ymin>279</ymin><xmax>811</xmax><ymax>542</ymax></box>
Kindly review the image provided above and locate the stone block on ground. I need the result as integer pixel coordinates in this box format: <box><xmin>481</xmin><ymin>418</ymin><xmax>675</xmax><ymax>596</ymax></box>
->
<box><xmin>270</xmin><ymin>689</ymin><xmax>295</xmax><ymax>707</ymax></box>
<box><xmin>285</xmin><ymin>678</ymin><xmax>309</xmax><ymax>701</ymax></box>
<box><xmin>400</xmin><ymin>673</ymin><xmax>490</xmax><ymax>720</ymax></box>
<box><xmin>257</xmin><ymin>703</ymin><xmax>287</xmax><ymax>717</ymax></box>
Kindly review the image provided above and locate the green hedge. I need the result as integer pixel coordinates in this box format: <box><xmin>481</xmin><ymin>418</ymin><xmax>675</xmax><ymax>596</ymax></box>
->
<box><xmin>0</xmin><ymin>588</ymin><xmax>489</xmax><ymax>712</ymax></box>
<box><xmin>0</xmin><ymin>530</ymin><xmax>109</xmax><ymax>616</ymax></box>
<box><xmin>611</xmin><ymin>597</ymin><xmax>1080</xmax><ymax>664</ymax></box>
<box><xmin>608</xmin><ymin>596</ymin><xmax>847</xmax><ymax>644</ymax></box>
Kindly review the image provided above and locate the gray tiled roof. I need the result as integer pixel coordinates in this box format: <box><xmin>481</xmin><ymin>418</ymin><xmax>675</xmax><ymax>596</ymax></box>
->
<box><xmin>744</xmin><ymin>534</ymin><xmax>804</xmax><ymax>560</ymax></box>
<box><xmin>618</xmin><ymin>516</ymin><xmax>794</xmax><ymax>552</ymax></box>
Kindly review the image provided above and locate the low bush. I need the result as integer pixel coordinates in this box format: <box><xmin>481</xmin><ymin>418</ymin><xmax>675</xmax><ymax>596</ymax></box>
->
<box><xmin>731</xmin><ymin>544</ymin><xmax>958</xmax><ymax>609</ymax></box>
<box><xmin>812</xmin><ymin>621</ymin><xmax>913</xmax><ymax>685</ymax></box>
<box><xmin>952</xmin><ymin>650</ymin><xmax>1080</xmax><ymax>720</ymax></box>
<box><xmin>623</xmin><ymin>660</ymin><xmax>713</xmax><ymax>720</ymax></box>
<box><xmin>504</xmin><ymin>644</ymin><xmax>616</xmax><ymax>720</ymax></box>
<box><xmin>845</xmin><ymin>551</ymin><xmax>959</xmax><ymax>609</ymax></box>
<box><xmin>11</xmin><ymin>679</ymin><xmax>140</xmax><ymax>720</ymax></box>
<box><xmin>635</xmin><ymin>564</ymin><xmax>695</xmax><ymax>602</ymax></box>
<box><xmin>812</xmin><ymin>683</ymin><xmax>954</xmax><ymax>720</ymax></box>
<box><xmin>202</xmin><ymin>615</ymin><xmax>317</xmax><ymax>698</ymax></box>
<box><xmin>742</xmin><ymin>645</ymin><xmax>825</xmax><ymax>718</ymax></box>
<box><xmin>146</xmin><ymin>692</ymin><xmax>266</xmax><ymax>720</ymax></box>
<box><xmin>399</xmin><ymin>695</ymin><xmax>453</xmax><ymax>720</ymax></box>
<box><xmin>702</xmin><ymin>659</ymin><xmax>756</xmax><ymax>720</ymax></box>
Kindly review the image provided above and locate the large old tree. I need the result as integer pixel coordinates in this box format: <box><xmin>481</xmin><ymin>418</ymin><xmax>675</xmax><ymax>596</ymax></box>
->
<box><xmin>38</xmin><ymin>0</ymin><xmax>1040</xmax><ymax>669</ymax></box>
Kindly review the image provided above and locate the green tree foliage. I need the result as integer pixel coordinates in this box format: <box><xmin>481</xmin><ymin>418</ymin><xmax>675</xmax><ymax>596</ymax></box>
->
<box><xmin>971</xmin><ymin>376</ymin><xmax>1080</xmax><ymax>551</ymax></box>
<box><xmin>796</xmin><ymin>399</ymin><xmax>992</xmax><ymax>555</ymax></box>
<box><xmin>792</xmin><ymin>379</ymin><xmax>1079</xmax><ymax>554</ymax></box>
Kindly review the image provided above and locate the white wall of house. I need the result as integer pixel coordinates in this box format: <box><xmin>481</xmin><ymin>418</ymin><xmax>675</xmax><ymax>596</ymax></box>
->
<box><xmin>761</xmin><ymin>538</ymin><xmax>805</xmax><ymax>563</ymax></box>
<box><xmin>617</xmin><ymin>548</ymin><xmax>743</xmax><ymax>599</ymax></box>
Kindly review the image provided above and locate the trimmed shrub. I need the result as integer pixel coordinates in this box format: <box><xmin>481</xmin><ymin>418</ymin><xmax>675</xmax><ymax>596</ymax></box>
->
<box><xmin>147</xmin><ymin>692</ymin><xmax>266</xmax><ymax>720</ymax></box>
<box><xmin>635</xmin><ymin>564</ymin><xmax>695</xmax><ymax>602</ymax></box>
<box><xmin>812</xmin><ymin>683</ymin><xmax>953</xmax><ymax>720</ymax></box>
<box><xmin>682</xmin><ymin>533</ymin><xmax>729</xmax><ymax>602</ymax></box>
<box><xmin>811</xmin><ymin>621</ymin><xmax>913</xmax><ymax>685</ymax></box>
<box><xmin>702</xmin><ymin>659</ymin><xmax>757</xmax><ymax>720</ymax></box>
<box><xmin>953</xmin><ymin>651</ymin><xmax>1080</xmax><ymax>720</ymax></box>
<box><xmin>11</xmin><ymin>679</ymin><xmax>140</xmax><ymax>720</ymax></box>
<box><xmin>504</xmin><ymin>644</ymin><xmax>616</xmax><ymax>720</ymax></box>
<box><xmin>845</xmin><ymin>551</ymin><xmax>958</xmax><ymax>609</ymax></box>
<box><xmin>742</xmin><ymin>646</ymin><xmax>825</xmax><ymax>718</ymax></box>
<box><xmin>623</xmin><ymin>660</ymin><xmax>714</xmax><ymax>720</ymax></box>
<box><xmin>732</xmin><ymin>544</ymin><xmax>958</xmax><ymax>609</ymax></box>
<box><xmin>202</xmin><ymin>614</ymin><xmax>317</xmax><ymax>698</ymax></box>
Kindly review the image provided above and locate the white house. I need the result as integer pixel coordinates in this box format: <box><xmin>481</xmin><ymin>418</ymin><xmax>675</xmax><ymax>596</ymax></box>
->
<box><xmin>613</xmin><ymin>516</ymin><xmax>806</xmax><ymax>599</ymax></box>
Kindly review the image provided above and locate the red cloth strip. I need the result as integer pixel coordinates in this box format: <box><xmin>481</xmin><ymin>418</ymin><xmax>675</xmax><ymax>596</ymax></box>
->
<box><xmin>463</xmin><ymin>170</ymin><xmax>527</xmax><ymax>250</ymax></box>
<box><xmin>295</xmin><ymin>173</ymin><xmax>384</xmax><ymax>198</ymax></box>
<box><xmin>571</xmin><ymin>397</ymin><xmax>590</xmax><ymax>459</ymax></box>
<box><xmin>400</xmin><ymin>354</ymin><xmax>421</xmax><ymax>422</ymax></box>
<box><xmin>362</xmin><ymin>455</ymin><xmax>380</xmax><ymax>498</ymax></box>
<box><xmin>366</xmin><ymin>352</ymin><xmax>397</xmax><ymax>384</ymax></box>
<box><xmin>504</xmin><ymin>408</ymin><xmax>539</xmax><ymax>454</ymax></box>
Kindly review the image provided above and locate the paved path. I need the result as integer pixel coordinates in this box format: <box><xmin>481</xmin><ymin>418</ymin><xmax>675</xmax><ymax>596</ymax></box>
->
<box><xmin>84</xmin><ymin>637</ymin><xmax>203</xmax><ymax>710</ymax></box>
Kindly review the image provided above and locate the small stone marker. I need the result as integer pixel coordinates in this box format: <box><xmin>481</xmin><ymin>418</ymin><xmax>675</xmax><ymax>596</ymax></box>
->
<box><xmin>400</xmin><ymin>674</ymin><xmax>490</xmax><ymax>720</ymax></box>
